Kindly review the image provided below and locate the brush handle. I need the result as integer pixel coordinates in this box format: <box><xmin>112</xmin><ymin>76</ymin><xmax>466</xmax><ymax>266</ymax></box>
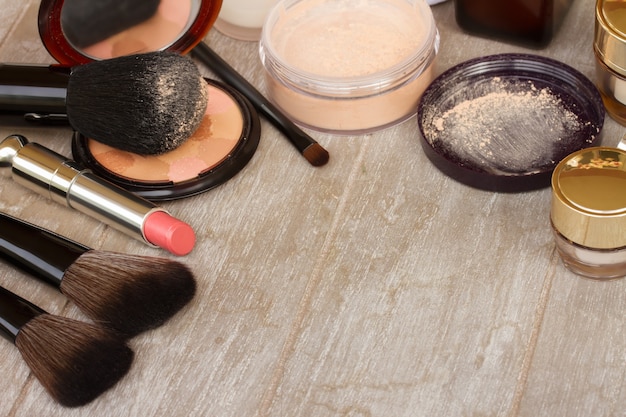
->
<box><xmin>0</xmin><ymin>285</ymin><xmax>44</xmax><ymax>343</ymax></box>
<box><xmin>191</xmin><ymin>42</ymin><xmax>318</xmax><ymax>153</ymax></box>
<box><xmin>0</xmin><ymin>212</ymin><xmax>88</xmax><ymax>288</ymax></box>
<box><xmin>0</xmin><ymin>64</ymin><xmax>70</xmax><ymax>114</ymax></box>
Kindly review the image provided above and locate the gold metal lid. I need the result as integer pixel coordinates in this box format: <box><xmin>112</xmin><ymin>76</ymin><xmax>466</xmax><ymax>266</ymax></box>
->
<box><xmin>551</xmin><ymin>147</ymin><xmax>626</xmax><ymax>249</ymax></box>
<box><xmin>595</xmin><ymin>0</ymin><xmax>626</xmax><ymax>75</ymax></box>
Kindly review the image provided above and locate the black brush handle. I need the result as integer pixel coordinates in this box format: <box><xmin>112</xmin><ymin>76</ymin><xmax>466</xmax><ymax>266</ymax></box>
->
<box><xmin>0</xmin><ymin>212</ymin><xmax>89</xmax><ymax>288</ymax></box>
<box><xmin>0</xmin><ymin>285</ymin><xmax>44</xmax><ymax>343</ymax></box>
<box><xmin>191</xmin><ymin>42</ymin><xmax>317</xmax><ymax>153</ymax></box>
<box><xmin>0</xmin><ymin>64</ymin><xmax>70</xmax><ymax>114</ymax></box>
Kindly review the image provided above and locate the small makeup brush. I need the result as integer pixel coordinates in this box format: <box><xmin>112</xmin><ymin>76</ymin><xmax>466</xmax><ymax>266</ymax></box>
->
<box><xmin>192</xmin><ymin>42</ymin><xmax>330</xmax><ymax>167</ymax></box>
<box><xmin>0</xmin><ymin>285</ymin><xmax>134</xmax><ymax>407</ymax></box>
<box><xmin>0</xmin><ymin>51</ymin><xmax>208</xmax><ymax>155</ymax></box>
<box><xmin>0</xmin><ymin>212</ymin><xmax>197</xmax><ymax>338</ymax></box>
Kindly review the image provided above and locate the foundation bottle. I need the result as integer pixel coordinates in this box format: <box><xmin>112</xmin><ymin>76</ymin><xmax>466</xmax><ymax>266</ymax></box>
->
<box><xmin>551</xmin><ymin>147</ymin><xmax>626</xmax><ymax>280</ymax></box>
<box><xmin>454</xmin><ymin>0</ymin><xmax>574</xmax><ymax>48</ymax></box>
<box><xmin>594</xmin><ymin>0</ymin><xmax>626</xmax><ymax>126</ymax></box>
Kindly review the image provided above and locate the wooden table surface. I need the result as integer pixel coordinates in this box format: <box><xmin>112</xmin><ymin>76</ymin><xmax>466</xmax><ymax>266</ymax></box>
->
<box><xmin>1</xmin><ymin>1</ymin><xmax>625</xmax><ymax>416</ymax></box>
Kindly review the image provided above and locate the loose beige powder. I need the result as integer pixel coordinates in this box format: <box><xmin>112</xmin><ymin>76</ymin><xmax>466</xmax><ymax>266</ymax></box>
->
<box><xmin>423</xmin><ymin>77</ymin><xmax>587</xmax><ymax>174</ymax></box>
<box><xmin>262</xmin><ymin>0</ymin><xmax>438</xmax><ymax>133</ymax></box>
<box><xmin>271</xmin><ymin>0</ymin><xmax>427</xmax><ymax>77</ymax></box>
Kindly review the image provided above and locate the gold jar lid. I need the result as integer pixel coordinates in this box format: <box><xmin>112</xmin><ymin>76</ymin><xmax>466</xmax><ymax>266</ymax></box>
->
<box><xmin>595</xmin><ymin>0</ymin><xmax>626</xmax><ymax>75</ymax></box>
<box><xmin>551</xmin><ymin>147</ymin><xmax>626</xmax><ymax>249</ymax></box>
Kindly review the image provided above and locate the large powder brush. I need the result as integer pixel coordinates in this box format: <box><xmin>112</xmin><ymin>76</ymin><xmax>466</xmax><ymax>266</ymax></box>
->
<box><xmin>0</xmin><ymin>212</ymin><xmax>197</xmax><ymax>338</ymax></box>
<box><xmin>0</xmin><ymin>285</ymin><xmax>134</xmax><ymax>407</ymax></box>
<box><xmin>0</xmin><ymin>51</ymin><xmax>208</xmax><ymax>155</ymax></box>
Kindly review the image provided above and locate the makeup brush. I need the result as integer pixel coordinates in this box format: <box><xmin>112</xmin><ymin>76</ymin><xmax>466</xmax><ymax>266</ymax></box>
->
<box><xmin>0</xmin><ymin>285</ymin><xmax>134</xmax><ymax>407</ymax></box>
<box><xmin>192</xmin><ymin>42</ymin><xmax>330</xmax><ymax>167</ymax></box>
<box><xmin>0</xmin><ymin>211</ymin><xmax>197</xmax><ymax>338</ymax></box>
<box><xmin>0</xmin><ymin>51</ymin><xmax>208</xmax><ymax>155</ymax></box>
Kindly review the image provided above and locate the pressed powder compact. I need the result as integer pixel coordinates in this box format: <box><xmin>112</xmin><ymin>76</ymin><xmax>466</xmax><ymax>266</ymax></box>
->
<box><xmin>72</xmin><ymin>79</ymin><xmax>260</xmax><ymax>201</ymax></box>
<box><xmin>551</xmin><ymin>147</ymin><xmax>626</xmax><ymax>280</ymax></box>
<box><xmin>32</xmin><ymin>0</ymin><xmax>263</xmax><ymax>199</ymax></box>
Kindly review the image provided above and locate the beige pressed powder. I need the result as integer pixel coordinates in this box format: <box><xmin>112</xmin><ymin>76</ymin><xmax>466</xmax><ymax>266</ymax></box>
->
<box><xmin>259</xmin><ymin>0</ymin><xmax>439</xmax><ymax>134</ymax></box>
<box><xmin>71</xmin><ymin>80</ymin><xmax>261</xmax><ymax>201</ymax></box>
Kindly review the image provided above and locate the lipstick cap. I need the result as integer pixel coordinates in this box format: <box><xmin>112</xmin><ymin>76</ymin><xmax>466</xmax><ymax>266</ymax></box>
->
<box><xmin>551</xmin><ymin>146</ymin><xmax>626</xmax><ymax>249</ymax></box>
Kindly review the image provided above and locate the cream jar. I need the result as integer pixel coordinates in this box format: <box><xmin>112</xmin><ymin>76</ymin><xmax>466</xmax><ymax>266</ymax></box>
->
<box><xmin>259</xmin><ymin>0</ymin><xmax>439</xmax><ymax>134</ymax></box>
<box><xmin>551</xmin><ymin>147</ymin><xmax>626</xmax><ymax>280</ymax></box>
<box><xmin>594</xmin><ymin>0</ymin><xmax>626</xmax><ymax>125</ymax></box>
<box><xmin>215</xmin><ymin>0</ymin><xmax>279</xmax><ymax>41</ymax></box>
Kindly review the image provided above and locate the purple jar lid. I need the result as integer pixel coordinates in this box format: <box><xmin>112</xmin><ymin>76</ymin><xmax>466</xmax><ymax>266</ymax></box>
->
<box><xmin>417</xmin><ymin>53</ymin><xmax>605</xmax><ymax>192</ymax></box>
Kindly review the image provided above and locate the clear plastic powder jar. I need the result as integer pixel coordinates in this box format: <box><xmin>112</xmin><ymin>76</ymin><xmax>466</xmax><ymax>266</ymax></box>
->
<box><xmin>551</xmin><ymin>147</ymin><xmax>626</xmax><ymax>280</ymax></box>
<box><xmin>594</xmin><ymin>0</ymin><xmax>626</xmax><ymax>125</ymax></box>
<box><xmin>259</xmin><ymin>0</ymin><xmax>440</xmax><ymax>134</ymax></box>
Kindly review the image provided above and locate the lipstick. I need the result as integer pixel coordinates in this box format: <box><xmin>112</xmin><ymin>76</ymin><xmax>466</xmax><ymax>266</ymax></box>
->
<box><xmin>0</xmin><ymin>135</ymin><xmax>195</xmax><ymax>256</ymax></box>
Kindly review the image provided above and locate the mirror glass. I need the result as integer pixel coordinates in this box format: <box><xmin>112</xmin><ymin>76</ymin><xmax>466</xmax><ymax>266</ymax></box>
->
<box><xmin>60</xmin><ymin>0</ymin><xmax>201</xmax><ymax>59</ymax></box>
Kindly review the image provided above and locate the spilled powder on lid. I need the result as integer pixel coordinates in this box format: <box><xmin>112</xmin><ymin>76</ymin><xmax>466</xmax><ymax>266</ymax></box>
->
<box><xmin>423</xmin><ymin>77</ymin><xmax>587</xmax><ymax>174</ymax></box>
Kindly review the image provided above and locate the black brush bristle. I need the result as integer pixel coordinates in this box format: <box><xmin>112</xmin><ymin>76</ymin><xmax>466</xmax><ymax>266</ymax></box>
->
<box><xmin>60</xmin><ymin>250</ymin><xmax>197</xmax><ymax>338</ymax></box>
<box><xmin>15</xmin><ymin>314</ymin><xmax>134</xmax><ymax>407</ymax></box>
<box><xmin>66</xmin><ymin>51</ymin><xmax>208</xmax><ymax>155</ymax></box>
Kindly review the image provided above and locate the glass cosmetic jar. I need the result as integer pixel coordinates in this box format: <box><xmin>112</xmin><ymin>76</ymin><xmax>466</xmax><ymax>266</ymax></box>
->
<box><xmin>453</xmin><ymin>0</ymin><xmax>574</xmax><ymax>48</ymax></box>
<box><xmin>215</xmin><ymin>0</ymin><xmax>279</xmax><ymax>41</ymax></box>
<box><xmin>594</xmin><ymin>0</ymin><xmax>626</xmax><ymax>126</ymax></box>
<box><xmin>259</xmin><ymin>0</ymin><xmax>439</xmax><ymax>135</ymax></box>
<box><xmin>551</xmin><ymin>147</ymin><xmax>626</xmax><ymax>280</ymax></box>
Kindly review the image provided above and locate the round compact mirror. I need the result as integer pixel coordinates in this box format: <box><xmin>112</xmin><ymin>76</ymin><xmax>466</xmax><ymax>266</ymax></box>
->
<box><xmin>38</xmin><ymin>0</ymin><xmax>222</xmax><ymax>65</ymax></box>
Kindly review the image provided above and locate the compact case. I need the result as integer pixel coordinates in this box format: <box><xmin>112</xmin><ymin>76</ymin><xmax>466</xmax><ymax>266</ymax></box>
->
<box><xmin>72</xmin><ymin>78</ymin><xmax>260</xmax><ymax>201</ymax></box>
<box><xmin>38</xmin><ymin>0</ymin><xmax>223</xmax><ymax>64</ymax></box>
<box><xmin>30</xmin><ymin>0</ymin><xmax>262</xmax><ymax>201</ymax></box>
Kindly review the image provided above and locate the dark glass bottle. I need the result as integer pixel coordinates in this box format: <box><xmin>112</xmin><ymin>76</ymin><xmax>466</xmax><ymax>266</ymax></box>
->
<box><xmin>453</xmin><ymin>0</ymin><xmax>575</xmax><ymax>48</ymax></box>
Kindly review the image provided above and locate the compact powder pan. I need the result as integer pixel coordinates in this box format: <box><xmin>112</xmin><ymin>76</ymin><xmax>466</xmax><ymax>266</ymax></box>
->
<box><xmin>72</xmin><ymin>78</ymin><xmax>260</xmax><ymax>201</ymax></box>
<box><xmin>417</xmin><ymin>54</ymin><xmax>605</xmax><ymax>192</ymax></box>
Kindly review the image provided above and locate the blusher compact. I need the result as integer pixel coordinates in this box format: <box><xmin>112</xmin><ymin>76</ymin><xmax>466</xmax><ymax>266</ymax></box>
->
<box><xmin>71</xmin><ymin>79</ymin><xmax>260</xmax><ymax>201</ymax></box>
<box><xmin>417</xmin><ymin>54</ymin><xmax>605</xmax><ymax>192</ymax></box>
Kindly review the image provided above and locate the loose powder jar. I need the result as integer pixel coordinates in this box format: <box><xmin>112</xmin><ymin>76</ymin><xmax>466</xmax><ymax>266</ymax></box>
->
<box><xmin>594</xmin><ymin>0</ymin><xmax>626</xmax><ymax>126</ymax></box>
<box><xmin>551</xmin><ymin>147</ymin><xmax>626</xmax><ymax>280</ymax></box>
<box><xmin>259</xmin><ymin>0</ymin><xmax>440</xmax><ymax>134</ymax></box>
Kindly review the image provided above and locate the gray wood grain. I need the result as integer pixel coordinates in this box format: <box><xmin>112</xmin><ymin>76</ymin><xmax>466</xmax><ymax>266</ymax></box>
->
<box><xmin>0</xmin><ymin>0</ymin><xmax>624</xmax><ymax>416</ymax></box>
